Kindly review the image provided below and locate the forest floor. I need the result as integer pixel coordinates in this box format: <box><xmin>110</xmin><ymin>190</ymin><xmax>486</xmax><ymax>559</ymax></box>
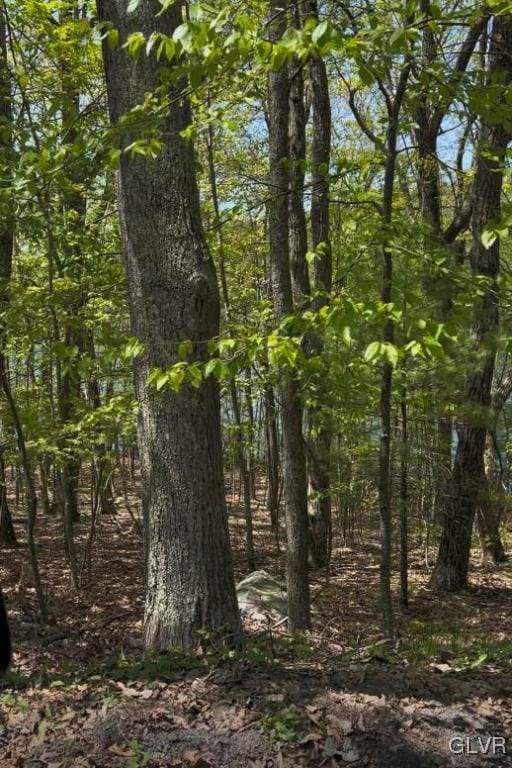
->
<box><xmin>1</xmin><ymin>478</ymin><xmax>512</xmax><ymax>767</ymax></box>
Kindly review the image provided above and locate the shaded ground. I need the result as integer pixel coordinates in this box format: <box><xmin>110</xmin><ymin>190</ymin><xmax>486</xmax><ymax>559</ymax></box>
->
<box><xmin>1</xmin><ymin>475</ymin><xmax>512</xmax><ymax>767</ymax></box>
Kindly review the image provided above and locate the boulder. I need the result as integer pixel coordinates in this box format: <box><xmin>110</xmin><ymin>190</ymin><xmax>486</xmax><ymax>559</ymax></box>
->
<box><xmin>236</xmin><ymin>570</ymin><xmax>287</xmax><ymax>620</ymax></box>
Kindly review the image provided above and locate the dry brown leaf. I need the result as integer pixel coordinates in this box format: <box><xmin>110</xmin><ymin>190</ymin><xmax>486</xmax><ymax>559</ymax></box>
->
<box><xmin>341</xmin><ymin>746</ymin><xmax>360</xmax><ymax>763</ymax></box>
<box><xmin>108</xmin><ymin>743</ymin><xmax>134</xmax><ymax>756</ymax></box>
<box><xmin>116</xmin><ymin>681</ymin><xmax>140</xmax><ymax>697</ymax></box>
<box><xmin>299</xmin><ymin>732</ymin><xmax>323</xmax><ymax>745</ymax></box>
<box><xmin>326</xmin><ymin>714</ymin><xmax>353</xmax><ymax>737</ymax></box>
<box><xmin>429</xmin><ymin>662</ymin><xmax>452</xmax><ymax>673</ymax></box>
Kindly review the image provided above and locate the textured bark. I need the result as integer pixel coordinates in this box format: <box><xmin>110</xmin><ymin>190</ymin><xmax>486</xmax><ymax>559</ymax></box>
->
<box><xmin>307</xmin><ymin>4</ymin><xmax>332</xmax><ymax>295</ymax></box>
<box><xmin>432</xmin><ymin>13</ymin><xmax>512</xmax><ymax>591</ymax></box>
<box><xmin>98</xmin><ymin>0</ymin><xmax>241</xmax><ymax>651</ymax></box>
<box><xmin>288</xmin><ymin>47</ymin><xmax>310</xmax><ymax>303</ymax></box>
<box><xmin>304</xmin><ymin>0</ymin><xmax>333</xmax><ymax>569</ymax></box>
<box><xmin>268</xmin><ymin>0</ymin><xmax>311</xmax><ymax>630</ymax></box>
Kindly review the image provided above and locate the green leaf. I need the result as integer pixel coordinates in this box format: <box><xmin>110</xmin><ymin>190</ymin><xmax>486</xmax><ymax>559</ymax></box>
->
<box><xmin>357</xmin><ymin>62</ymin><xmax>375</xmax><ymax>86</ymax></box>
<box><xmin>188</xmin><ymin>364</ymin><xmax>203</xmax><ymax>388</ymax></box>
<box><xmin>177</xmin><ymin>339</ymin><xmax>193</xmax><ymax>361</ymax></box>
<box><xmin>158</xmin><ymin>0</ymin><xmax>178</xmax><ymax>12</ymax></box>
<box><xmin>125</xmin><ymin>32</ymin><xmax>145</xmax><ymax>59</ymax></box>
<box><xmin>389</xmin><ymin>28</ymin><xmax>406</xmax><ymax>51</ymax></box>
<box><xmin>364</xmin><ymin>341</ymin><xmax>380</xmax><ymax>362</ymax></box>
<box><xmin>106</xmin><ymin>28</ymin><xmax>119</xmax><ymax>50</ymax></box>
<box><xmin>382</xmin><ymin>342</ymin><xmax>399</xmax><ymax>367</ymax></box>
<box><xmin>481</xmin><ymin>227</ymin><xmax>497</xmax><ymax>249</ymax></box>
<box><xmin>311</xmin><ymin>20</ymin><xmax>330</xmax><ymax>46</ymax></box>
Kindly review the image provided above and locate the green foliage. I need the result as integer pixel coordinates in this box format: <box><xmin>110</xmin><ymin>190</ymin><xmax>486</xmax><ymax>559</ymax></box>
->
<box><xmin>260</xmin><ymin>705</ymin><xmax>308</xmax><ymax>743</ymax></box>
<box><xmin>125</xmin><ymin>740</ymin><xmax>151</xmax><ymax>768</ymax></box>
<box><xmin>402</xmin><ymin>620</ymin><xmax>512</xmax><ymax>670</ymax></box>
<box><xmin>90</xmin><ymin>652</ymin><xmax>204</xmax><ymax>684</ymax></box>
<box><xmin>0</xmin><ymin>669</ymin><xmax>31</xmax><ymax>691</ymax></box>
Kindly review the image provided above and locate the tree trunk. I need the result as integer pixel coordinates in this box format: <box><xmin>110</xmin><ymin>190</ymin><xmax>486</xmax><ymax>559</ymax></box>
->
<box><xmin>476</xmin><ymin>430</ymin><xmax>508</xmax><ymax>563</ymax></box>
<box><xmin>0</xmin><ymin>12</ymin><xmax>43</xmax><ymax>595</ymax></box>
<box><xmin>265</xmin><ymin>386</ymin><xmax>281</xmax><ymax>549</ymax></box>
<box><xmin>432</xmin><ymin>13</ymin><xmax>512</xmax><ymax>590</ymax></box>
<box><xmin>268</xmin><ymin>0</ymin><xmax>311</xmax><ymax>630</ymax></box>
<box><xmin>0</xmin><ymin>588</ymin><xmax>10</xmax><ymax>673</ymax></box>
<box><xmin>57</xmin><ymin>6</ymin><xmax>87</xmax><ymax>526</ymax></box>
<box><xmin>399</xmin><ymin>385</ymin><xmax>408</xmax><ymax>606</ymax></box>
<box><xmin>376</xmin><ymin>59</ymin><xmax>411</xmax><ymax>638</ymax></box>
<box><xmin>205</xmin><ymin>120</ymin><xmax>255</xmax><ymax>571</ymax></box>
<box><xmin>288</xmin><ymin>42</ymin><xmax>310</xmax><ymax>303</ymax></box>
<box><xmin>98</xmin><ymin>0</ymin><xmax>242</xmax><ymax>651</ymax></box>
<box><xmin>304</xmin><ymin>0</ymin><xmax>333</xmax><ymax>569</ymax></box>
<box><xmin>0</xmin><ymin>453</ymin><xmax>17</xmax><ymax>547</ymax></box>
<box><xmin>475</xmin><ymin>368</ymin><xmax>512</xmax><ymax>563</ymax></box>
<box><xmin>413</xmin><ymin>2</ymin><xmax>483</xmax><ymax>522</ymax></box>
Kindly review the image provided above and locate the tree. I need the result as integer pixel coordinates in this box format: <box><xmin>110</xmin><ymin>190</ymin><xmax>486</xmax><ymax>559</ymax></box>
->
<box><xmin>412</xmin><ymin>4</ymin><xmax>485</xmax><ymax>521</ymax></box>
<box><xmin>432</xmin><ymin>12</ymin><xmax>512</xmax><ymax>591</ymax></box>
<box><xmin>267</xmin><ymin>0</ymin><xmax>311</xmax><ymax>631</ymax></box>
<box><xmin>476</xmin><ymin>367</ymin><xmax>512</xmax><ymax>563</ymax></box>
<box><xmin>97</xmin><ymin>0</ymin><xmax>242</xmax><ymax>651</ymax></box>
<box><xmin>0</xmin><ymin>589</ymin><xmax>10</xmax><ymax>674</ymax></box>
<box><xmin>303</xmin><ymin>0</ymin><xmax>333</xmax><ymax>569</ymax></box>
<box><xmin>0</xmin><ymin>7</ymin><xmax>16</xmax><ymax>549</ymax></box>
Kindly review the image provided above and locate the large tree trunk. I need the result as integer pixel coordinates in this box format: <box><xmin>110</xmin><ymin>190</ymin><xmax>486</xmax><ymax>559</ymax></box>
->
<box><xmin>98</xmin><ymin>0</ymin><xmax>241</xmax><ymax>651</ymax></box>
<box><xmin>432</xmin><ymin>13</ymin><xmax>512</xmax><ymax>590</ymax></box>
<box><xmin>268</xmin><ymin>0</ymin><xmax>311</xmax><ymax>630</ymax></box>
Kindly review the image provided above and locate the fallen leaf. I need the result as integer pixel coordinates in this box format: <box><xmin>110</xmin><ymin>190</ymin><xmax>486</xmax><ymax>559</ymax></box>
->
<box><xmin>429</xmin><ymin>663</ymin><xmax>452</xmax><ymax>673</ymax></box>
<box><xmin>108</xmin><ymin>744</ymin><xmax>133</xmax><ymax>756</ymax></box>
<box><xmin>327</xmin><ymin>714</ymin><xmax>353</xmax><ymax>737</ymax></box>
<box><xmin>341</xmin><ymin>746</ymin><xmax>360</xmax><ymax>763</ymax></box>
<box><xmin>299</xmin><ymin>732</ymin><xmax>323</xmax><ymax>745</ymax></box>
<box><xmin>116</xmin><ymin>681</ymin><xmax>140</xmax><ymax>697</ymax></box>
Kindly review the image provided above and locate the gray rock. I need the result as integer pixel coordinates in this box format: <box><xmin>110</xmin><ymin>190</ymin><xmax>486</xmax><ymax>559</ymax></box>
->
<box><xmin>236</xmin><ymin>570</ymin><xmax>288</xmax><ymax>619</ymax></box>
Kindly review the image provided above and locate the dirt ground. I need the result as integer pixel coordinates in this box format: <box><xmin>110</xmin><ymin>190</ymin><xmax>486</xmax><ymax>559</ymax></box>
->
<box><xmin>1</xmin><ymin>477</ymin><xmax>512</xmax><ymax>767</ymax></box>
